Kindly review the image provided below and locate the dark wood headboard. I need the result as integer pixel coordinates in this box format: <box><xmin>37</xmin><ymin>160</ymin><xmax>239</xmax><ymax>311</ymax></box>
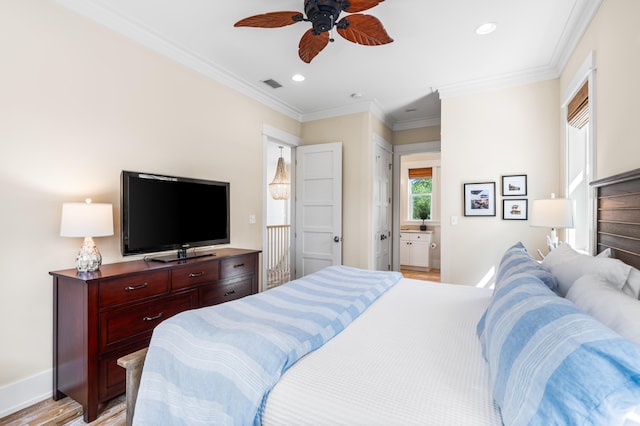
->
<box><xmin>590</xmin><ymin>168</ymin><xmax>640</xmax><ymax>270</ymax></box>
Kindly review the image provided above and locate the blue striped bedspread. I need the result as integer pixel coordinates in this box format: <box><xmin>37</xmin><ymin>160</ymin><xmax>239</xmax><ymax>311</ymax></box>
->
<box><xmin>133</xmin><ymin>265</ymin><xmax>402</xmax><ymax>425</ymax></box>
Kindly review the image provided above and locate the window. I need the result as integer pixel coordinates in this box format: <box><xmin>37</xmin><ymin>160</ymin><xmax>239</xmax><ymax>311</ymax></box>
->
<box><xmin>409</xmin><ymin>167</ymin><xmax>432</xmax><ymax>221</ymax></box>
<box><xmin>565</xmin><ymin>79</ymin><xmax>592</xmax><ymax>252</ymax></box>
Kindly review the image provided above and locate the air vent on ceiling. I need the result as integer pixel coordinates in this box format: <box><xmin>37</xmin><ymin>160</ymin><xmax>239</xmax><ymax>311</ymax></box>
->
<box><xmin>262</xmin><ymin>79</ymin><xmax>283</xmax><ymax>89</ymax></box>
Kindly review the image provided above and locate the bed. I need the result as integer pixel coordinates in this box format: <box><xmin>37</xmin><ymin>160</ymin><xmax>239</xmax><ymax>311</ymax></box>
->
<box><xmin>125</xmin><ymin>168</ymin><xmax>640</xmax><ymax>426</ymax></box>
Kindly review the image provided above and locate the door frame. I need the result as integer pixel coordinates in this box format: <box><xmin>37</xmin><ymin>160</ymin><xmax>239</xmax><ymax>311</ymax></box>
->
<box><xmin>373</xmin><ymin>134</ymin><xmax>393</xmax><ymax>270</ymax></box>
<box><xmin>262</xmin><ymin>124</ymin><xmax>300</xmax><ymax>292</ymax></box>
<box><xmin>392</xmin><ymin>141</ymin><xmax>441</xmax><ymax>271</ymax></box>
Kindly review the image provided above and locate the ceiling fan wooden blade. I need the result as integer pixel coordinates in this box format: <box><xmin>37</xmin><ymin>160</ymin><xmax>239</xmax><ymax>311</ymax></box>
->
<box><xmin>299</xmin><ymin>29</ymin><xmax>330</xmax><ymax>63</ymax></box>
<box><xmin>337</xmin><ymin>14</ymin><xmax>393</xmax><ymax>46</ymax></box>
<box><xmin>234</xmin><ymin>11</ymin><xmax>303</xmax><ymax>28</ymax></box>
<box><xmin>342</xmin><ymin>0</ymin><xmax>385</xmax><ymax>13</ymax></box>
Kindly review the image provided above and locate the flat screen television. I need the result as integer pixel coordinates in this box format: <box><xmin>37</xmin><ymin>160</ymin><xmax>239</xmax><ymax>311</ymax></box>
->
<box><xmin>121</xmin><ymin>171</ymin><xmax>230</xmax><ymax>262</ymax></box>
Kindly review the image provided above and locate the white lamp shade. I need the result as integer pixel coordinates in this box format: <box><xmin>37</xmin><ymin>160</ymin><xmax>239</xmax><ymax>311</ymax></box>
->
<box><xmin>60</xmin><ymin>202</ymin><xmax>114</xmax><ymax>237</ymax></box>
<box><xmin>530</xmin><ymin>197</ymin><xmax>574</xmax><ymax>229</ymax></box>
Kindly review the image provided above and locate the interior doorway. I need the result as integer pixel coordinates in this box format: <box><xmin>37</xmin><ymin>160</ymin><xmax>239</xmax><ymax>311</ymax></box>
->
<box><xmin>262</xmin><ymin>125</ymin><xmax>299</xmax><ymax>291</ymax></box>
<box><xmin>392</xmin><ymin>141</ymin><xmax>442</xmax><ymax>281</ymax></box>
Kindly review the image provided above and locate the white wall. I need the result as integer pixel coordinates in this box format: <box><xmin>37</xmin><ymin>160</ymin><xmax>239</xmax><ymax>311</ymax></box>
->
<box><xmin>440</xmin><ymin>79</ymin><xmax>561</xmax><ymax>285</ymax></box>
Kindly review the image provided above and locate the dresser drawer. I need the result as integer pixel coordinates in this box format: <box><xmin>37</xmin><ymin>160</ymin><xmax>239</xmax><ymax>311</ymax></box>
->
<box><xmin>99</xmin><ymin>343</ymin><xmax>147</xmax><ymax>401</ymax></box>
<box><xmin>171</xmin><ymin>262</ymin><xmax>219</xmax><ymax>290</ymax></box>
<box><xmin>99</xmin><ymin>270</ymin><xmax>169</xmax><ymax>308</ymax></box>
<box><xmin>99</xmin><ymin>290</ymin><xmax>197</xmax><ymax>352</ymax></box>
<box><xmin>201</xmin><ymin>275</ymin><xmax>254</xmax><ymax>306</ymax></box>
<box><xmin>220</xmin><ymin>255</ymin><xmax>256</xmax><ymax>279</ymax></box>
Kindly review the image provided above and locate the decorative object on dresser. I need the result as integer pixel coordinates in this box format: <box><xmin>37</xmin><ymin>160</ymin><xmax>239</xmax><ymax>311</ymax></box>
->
<box><xmin>49</xmin><ymin>248</ymin><xmax>260</xmax><ymax>422</ymax></box>
<box><xmin>530</xmin><ymin>193</ymin><xmax>574</xmax><ymax>252</ymax></box>
<box><xmin>60</xmin><ymin>199</ymin><xmax>114</xmax><ymax>272</ymax></box>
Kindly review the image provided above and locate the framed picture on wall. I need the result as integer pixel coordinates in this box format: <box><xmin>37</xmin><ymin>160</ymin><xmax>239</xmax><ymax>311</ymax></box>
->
<box><xmin>503</xmin><ymin>199</ymin><xmax>528</xmax><ymax>220</ymax></box>
<box><xmin>464</xmin><ymin>182</ymin><xmax>496</xmax><ymax>216</ymax></box>
<box><xmin>502</xmin><ymin>174</ymin><xmax>527</xmax><ymax>196</ymax></box>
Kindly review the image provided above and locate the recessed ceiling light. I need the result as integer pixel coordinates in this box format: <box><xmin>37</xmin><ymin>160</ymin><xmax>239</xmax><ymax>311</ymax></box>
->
<box><xmin>291</xmin><ymin>74</ymin><xmax>305</xmax><ymax>82</ymax></box>
<box><xmin>475</xmin><ymin>22</ymin><xmax>497</xmax><ymax>35</ymax></box>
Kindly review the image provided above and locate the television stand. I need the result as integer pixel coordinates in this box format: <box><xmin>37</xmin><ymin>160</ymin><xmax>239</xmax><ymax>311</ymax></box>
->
<box><xmin>150</xmin><ymin>250</ymin><xmax>214</xmax><ymax>263</ymax></box>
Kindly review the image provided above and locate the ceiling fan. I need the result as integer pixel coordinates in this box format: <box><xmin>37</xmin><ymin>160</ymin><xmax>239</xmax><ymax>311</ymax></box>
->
<box><xmin>234</xmin><ymin>0</ymin><xmax>393</xmax><ymax>63</ymax></box>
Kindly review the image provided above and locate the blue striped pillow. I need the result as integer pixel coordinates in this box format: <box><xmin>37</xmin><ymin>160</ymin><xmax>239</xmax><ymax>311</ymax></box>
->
<box><xmin>477</xmin><ymin>276</ymin><xmax>640</xmax><ymax>425</ymax></box>
<box><xmin>495</xmin><ymin>242</ymin><xmax>557</xmax><ymax>293</ymax></box>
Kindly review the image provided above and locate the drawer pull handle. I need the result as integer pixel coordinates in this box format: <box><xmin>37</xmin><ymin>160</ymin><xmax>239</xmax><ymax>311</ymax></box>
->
<box><xmin>233</xmin><ymin>263</ymin><xmax>245</xmax><ymax>269</ymax></box>
<box><xmin>189</xmin><ymin>272</ymin><xmax>205</xmax><ymax>278</ymax></box>
<box><xmin>143</xmin><ymin>313</ymin><xmax>164</xmax><ymax>322</ymax></box>
<box><xmin>224</xmin><ymin>290</ymin><xmax>236</xmax><ymax>297</ymax></box>
<box><xmin>125</xmin><ymin>283</ymin><xmax>148</xmax><ymax>291</ymax></box>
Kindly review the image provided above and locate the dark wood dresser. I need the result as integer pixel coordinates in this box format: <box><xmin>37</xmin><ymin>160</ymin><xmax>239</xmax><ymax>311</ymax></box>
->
<box><xmin>49</xmin><ymin>248</ymin><xmax>260</xmax><ymax>422</ymax></box>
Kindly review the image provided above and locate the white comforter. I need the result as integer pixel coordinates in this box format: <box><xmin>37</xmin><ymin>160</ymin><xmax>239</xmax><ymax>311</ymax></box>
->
<box><xmin>262</xmin><ymin>278</ymin><xmax>503</xmax><ymax>425</ymax></box>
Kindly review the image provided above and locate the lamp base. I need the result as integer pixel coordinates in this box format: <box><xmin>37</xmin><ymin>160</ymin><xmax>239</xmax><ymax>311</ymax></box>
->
<box><xmin>76</xmin><ymin>237</ymin><xmax>102</xmax><ymax>272</ymax></box>
<box><xmin>546</xmin><ymin>228</ymin><xmax>559</xmax><ymax>252</ymax></box>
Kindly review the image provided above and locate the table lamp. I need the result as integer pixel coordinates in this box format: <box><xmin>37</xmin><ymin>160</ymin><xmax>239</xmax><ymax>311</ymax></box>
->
<box><xmin>530</xmin><ymin>193</ymin><xmax>574</xmax><ymax>253</ymax></box>
<box><xmin>60</xmin><ymin>198</ymin><xmax>114</xmax><ymax>272</ymax></box>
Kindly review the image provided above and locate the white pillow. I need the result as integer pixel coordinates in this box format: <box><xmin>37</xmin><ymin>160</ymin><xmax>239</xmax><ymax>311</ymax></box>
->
<box><xmin>541</xmin><ymin>242</ymin><xmax>582</xmax><ymax>269</ymax></box>
<box><xmin>566</xmin><ymin>274</ymin><xmax>640</xmax><ymax>345</ymax></box>
<box><xmin>542</xmin><ymin>243</ymin><xmax>632</xmax><ymax>296</ymax></box>
<box><xmin>624</xmin><ymin>267</ymin><xmax>640</xmax><ymax>300</ymax></box>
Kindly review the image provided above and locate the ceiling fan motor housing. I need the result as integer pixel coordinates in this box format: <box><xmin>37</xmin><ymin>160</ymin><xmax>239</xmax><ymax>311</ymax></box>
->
<box><xmin>305</xmin><ymin>0</ymin><xmax>342</xmax><ymax>35</ymax></box>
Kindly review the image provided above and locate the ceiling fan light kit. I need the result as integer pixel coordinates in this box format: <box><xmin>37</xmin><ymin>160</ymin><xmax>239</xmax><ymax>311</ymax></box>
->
<box><xmin>235</xmin><ymin>0</ymin><xmax>393</xmax><ymax>63</ymax></box>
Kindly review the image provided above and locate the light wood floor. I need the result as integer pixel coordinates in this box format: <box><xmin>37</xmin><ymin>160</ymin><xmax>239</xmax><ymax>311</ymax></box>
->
<box><xmin>0</xmin><ymin>395</ymin><xmax>125</xmax><ymax>426</ymax></box>
<box><xmin>400</xmin><ymin>268</ymin><xmax>441</xmax><ymax>282</ymax></box>
<box><xmin>2</xmin><ymin>269</ymin><xmax>439</xmax><ymax>425</ymax></box>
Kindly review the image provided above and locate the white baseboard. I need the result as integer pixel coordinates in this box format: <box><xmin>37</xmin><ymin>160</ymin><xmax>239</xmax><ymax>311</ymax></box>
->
<box><xmin>0</xmin><ymin>370</ymin><xmax>52</xmax><ymax>419</ymax></box>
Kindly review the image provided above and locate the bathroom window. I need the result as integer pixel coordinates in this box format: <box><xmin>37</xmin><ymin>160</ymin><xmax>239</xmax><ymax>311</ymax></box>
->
<box><xmin>409</xmin><ymin>168</ymin><xmax>432</xmax><ymax>221</ymax></box>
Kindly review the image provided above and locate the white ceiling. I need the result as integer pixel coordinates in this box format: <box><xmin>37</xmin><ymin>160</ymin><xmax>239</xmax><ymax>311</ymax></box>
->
<box><xmin>57</xmin><ymin>0</ymin><xmax>602</xmax><ymax>130</ymax></box>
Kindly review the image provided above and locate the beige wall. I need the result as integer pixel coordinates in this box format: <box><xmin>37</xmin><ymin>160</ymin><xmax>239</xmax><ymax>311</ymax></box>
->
<box><xmin>560</xmin><ymin>0</ymin><xmax>640</xmax><ymax>179</ymax></box>
<box><xmin>393</xmin><ymin>126</ymin><xmax>441</xmax><ymax>145</ymax></box>
<box><xmin>0</xmin><ymin>0</ymin><xmax>299</xmax><ymax>391</ymax></box>
<box><xmin>440</xmin><ymin>79</ymin><xmax>561</xmax><ymax>285</ymax></box>
<box><xmin>301</xmin><ymin>112</ymin><xmax>391</xmax><ymax>269</ymax></box>
<box><xmin>3</xmin><ymin>0</ymin><xmax>639</xmax><ymax>414</ymax></box>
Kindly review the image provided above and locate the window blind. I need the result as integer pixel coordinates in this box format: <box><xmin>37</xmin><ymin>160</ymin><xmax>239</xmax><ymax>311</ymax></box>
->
<box><xmin>409</xmin><ymin>167</ymin><xmax>432</xmax><ymax>179</ymax></box>
<box><xmin>568</xmin><ymin>81</ymin><xmax>589</xmax><ymax>129</ymax></box>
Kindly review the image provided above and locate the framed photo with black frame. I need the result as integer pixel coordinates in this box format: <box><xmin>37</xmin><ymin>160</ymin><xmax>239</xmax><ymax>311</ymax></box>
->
<box><xmin>503</xmin><ymin>199</ymin><xmax>528</xmax><ymax>220</ymax></box>
<box><xmin>464</xmin><ymin>182</ymin><xmax>496</xmax><ymax>216</ymax></box>
<box><xmin>502</xmin><ymin>174</ymin><xmax>527</xmax><ymax>196</ymax></box>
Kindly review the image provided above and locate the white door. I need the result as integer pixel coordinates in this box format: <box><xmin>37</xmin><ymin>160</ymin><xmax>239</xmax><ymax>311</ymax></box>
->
<box><xmin>374</xmin><ymin>142</ymin><xmax>392</xmax><ymax>270</ymax></box>
<box><xmin>295</xmin><ymin>142</ymin><xmax>342</xmax><ymax>278</ymax></box>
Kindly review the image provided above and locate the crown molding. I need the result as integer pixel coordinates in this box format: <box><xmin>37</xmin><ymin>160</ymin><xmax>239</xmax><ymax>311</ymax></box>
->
<box><xmin>437</xmin><ymin>0</ymin><xmax>601</xmax><ymax>100</ymax></box>
<box><xmin>300</xmin><ymin>99</ymin><xmax>393</xmax><ymax>128</ymax></box>
<box><xmin>55</xmin><ymin>0</ymin><xmax>602</xmax><ymax>129</ymax></box>
<box><xmin>551</xmin><ymin>0</ymin><xmax>603</xmax><ymax>76</ymax></box>
<box><xmin>437</xmin><ymin>65</ymin><xmax>559</xmax><ymax>99</ymax></box>
<box><xmin>392</xmin><ymin>117</ymin><xmax>441</xmax><ymax>132</ymax></box>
